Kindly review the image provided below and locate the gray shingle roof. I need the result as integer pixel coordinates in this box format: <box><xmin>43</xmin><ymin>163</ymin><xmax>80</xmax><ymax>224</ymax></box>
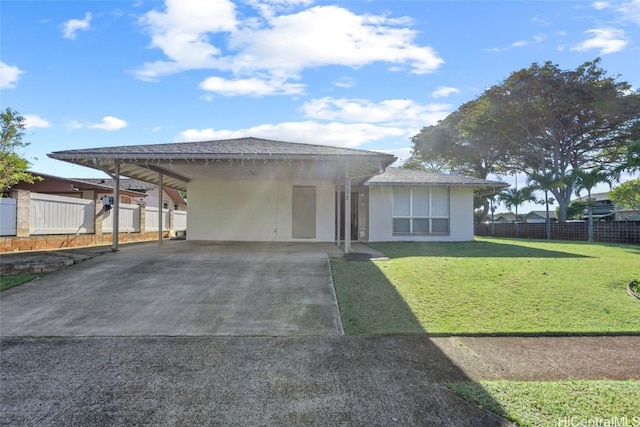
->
<box><xmin>365</xmin><ymin>167</ymin><xmax>508</xmax><ymax>188</ymax></box>
<box><xmin>49</xmin><ymin>137</ymin><xmax>395</xmax><ymax>160</ymax></box>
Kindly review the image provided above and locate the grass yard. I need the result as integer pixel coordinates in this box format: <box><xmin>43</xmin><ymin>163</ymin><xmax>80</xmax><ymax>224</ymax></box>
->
<box><xmin>446</xmin><ymin>380</ymin><xmax>640</xmax><ymax>427</ymax></box>
<box><xmin>332</xmin><ymin>238</ymin><xmax>640</xmax><ymax>335</ymax></box>
<box><xmin>0</xmin><ymin>274</ymin><xmax>42</xmax><ymax>292</ymax></box>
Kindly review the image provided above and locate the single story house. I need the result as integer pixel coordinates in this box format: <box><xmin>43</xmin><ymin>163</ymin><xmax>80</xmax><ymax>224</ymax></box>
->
<box><xmin>523</xmin><ymin>210</ymin><xmax>557</xmax><ymax>223</ymax></box>
<box><xmin>48</xmin><ymin>138</ymin><xmax>507</xmax><ymax>252</ymax></box>
<box><xmin>493</xmin><ymin>213</ymin><xmax>517</xmax><ymax>223</ymax></box>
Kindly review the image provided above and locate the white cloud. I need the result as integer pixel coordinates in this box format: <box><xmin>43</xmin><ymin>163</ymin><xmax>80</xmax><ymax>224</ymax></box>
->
<box><xmin>488</xmin><ymin>34</ymin><xmax>546</xmax><ymax>52</ymax></box>
<box><xmin>592</xmin><ymin>1</ymin><xmax>610</xmax><ymax>10</ymax></box>
<box><xmin>62</xmin><ymin>12</ymin><xmax>92</xmax><ymax>39</ymax></box>
<box><xmin>571</xmin><ymin>28</ymin><xmax>628</xmax><ymax>54</ymax></box>
<box><xmin>199</xmin><ymin>75</ymin><xmax>305</xmax><ymax>96</ymax></box>
<box><xmin>134</xmin><ymin>1</ymin><xmax>444</xmax><ymax>90</ymax></box>
<box><xmin>226</xmin><ymin>6</ymin><xmax>443</xmax><ymax>75</ymax></box>
<box><xmin>616</xmin><ymin>0</ymin><xmax>640</xmax><ymax>24</ymax></box>
<box><xmin>302</xmin><ymin>97</ymin><xmax>451</xmax><ymax>128</ymax></box>
<box><xmin>531</xmin><ymin>16</ymin><xmax>549</xmax><ymax>25</ymax></box>
<box><xmin>432</xmin><ymin>86</ymin><xmax>460</xmax><ymax>98</ymax></box>
<box><xmin>0</xmin><ymin>62</ymin><xmax>24</xmax><ymax>89</ymax></box>
<box><xmin>135</xmin><ymin>0</ymin><xmax>237</xmax><ymax>80</ymax></box>
<box><xmin>23</xmin><ymin>115</ymin><xmax>51</xmax><ymax>129</ymax></box>
<box><xmin>69</xmin><ymin>116</ymin><xmax>128</xmax><ymax>131</ymax></box>
<box><xmin>333</xmin><ymin>76</ymin><xmax>355</xmax><ymax>88</ymax></box>
<box><xmin>175</xmin><ymin>121</ymin><xmax>407</xmax><ymax>148</ymax></box>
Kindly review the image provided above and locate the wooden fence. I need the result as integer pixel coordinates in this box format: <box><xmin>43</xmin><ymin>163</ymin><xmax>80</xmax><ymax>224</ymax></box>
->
<box><xmin>475</xmin><ymin>221</ymin><xmax>640</xmax><ymax>244</ymax></box>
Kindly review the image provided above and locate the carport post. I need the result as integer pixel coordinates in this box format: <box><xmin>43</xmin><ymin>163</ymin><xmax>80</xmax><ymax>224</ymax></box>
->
<box><xmin>112</xmin><ymin>162</ymin><xmax>120</xmax><ymax>252</ymax></box>
<box><xmin>158</xmin><ymin>172</ymin><xmax>163</xmax><ymax>245</ymax></box>
<box><xmin>344</xmin><ymin>175</ymin><xmax>351</xmax><ymax>254</ymax></box>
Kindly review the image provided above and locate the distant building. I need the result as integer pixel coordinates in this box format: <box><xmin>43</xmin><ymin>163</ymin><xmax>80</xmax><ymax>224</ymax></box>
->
<box><xmin>77</xmin><ymin>178</ymin><xmax>186</xmax><ymax>211</ymax></box>
<box><xmin>575</xmin><ymin>191</ymin><xmax>639</xmax><ymax>221</ymax></box>
<box><xmin>523</xmin><ymin>210</ymin><xmax>557</xmax><ymax>223</ymax></box>
<box><xmin>10</xmin><ymin>172</ymin><xmax>145</xmax><ymax>203</ymax></box>
<box><xmin>493</xmin><ymin>212</ymin><xmax>516</xmax><ymax>223</ymax></box>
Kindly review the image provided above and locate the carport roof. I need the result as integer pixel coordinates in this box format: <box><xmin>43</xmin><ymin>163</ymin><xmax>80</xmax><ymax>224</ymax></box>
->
<box><xmin>48</xmin><ymin>137</ymin><xmax>397</xmax><ymax>191</ymax></box>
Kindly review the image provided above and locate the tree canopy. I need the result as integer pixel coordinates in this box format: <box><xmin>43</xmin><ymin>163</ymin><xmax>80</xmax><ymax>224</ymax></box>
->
<box><xmin>411</xmin><ymin>58</ymin><xmax>640</xmax><ymax>222</ymax></box>
<box><xmin>609</xmin><ymin>179</ymin><xmax>640</xmax><ymax>215</ymax></box>
<box><xmin>1</xmin><ymin>108</ymin><xmax>41</xmax><ymax>192</ymax></box>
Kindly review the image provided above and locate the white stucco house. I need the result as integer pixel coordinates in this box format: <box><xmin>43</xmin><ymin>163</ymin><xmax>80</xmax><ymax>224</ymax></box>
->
<box><xmin>48</xmin><ymin>138</ymin><xmax>507</xmax><ymax>252</ymax></box>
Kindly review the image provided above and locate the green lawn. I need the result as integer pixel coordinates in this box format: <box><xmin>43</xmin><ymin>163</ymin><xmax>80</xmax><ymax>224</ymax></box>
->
<box><xmin>0</xmin><ymin>274</ymin><xmax>42</xmax><ymax>291</ymax></box>
<box><xmin>332</xmin><ymin>238</ymin><xmax>640</xmax><ymax>335</ymax></box>
<box><xmin>446</xmin><ymin>380</ymin><xmax>640</xmax><ymax>427</ymax></box>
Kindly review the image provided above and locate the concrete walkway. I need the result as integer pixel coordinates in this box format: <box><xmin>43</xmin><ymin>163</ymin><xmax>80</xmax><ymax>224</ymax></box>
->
<box><xmin>1</xmin><ymin>241</ymin><xmax>344</xmax><ymax>336</ymax></box>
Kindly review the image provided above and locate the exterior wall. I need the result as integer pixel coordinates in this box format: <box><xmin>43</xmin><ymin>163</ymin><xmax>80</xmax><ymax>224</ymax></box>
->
<box><xmin>188</xmin><ymin>177</ymin><xmax>335</xmax><ymax>242</ymax></box>
<box><xmin>143</xmin><ymin>187</ymin><xmax>186</xmax><ymax>211</ymax></box>
<box><xmin>367</xmin><ymin>186</ymin><xmax>474</xmax><ymax>242</ymax></box>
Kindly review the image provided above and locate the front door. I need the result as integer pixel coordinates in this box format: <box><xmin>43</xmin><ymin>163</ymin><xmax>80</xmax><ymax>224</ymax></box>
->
<box><xmin>339</xmin><ymin>192</ymin><xmax>358</xmax><ymax>241</ymax></box>
<box><xmin>292</xmin><ymin>186</ymin><xmax>316</xmax><ymax>238</ymax></box>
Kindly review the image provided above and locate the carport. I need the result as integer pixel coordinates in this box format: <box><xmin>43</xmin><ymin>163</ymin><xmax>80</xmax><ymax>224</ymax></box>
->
<box><xmin>0</xmin><ymin>241</ymin><xmax>345</xmax><ymax>336</ymax></box>
<box><xmin>48</xmin><ymin>137</ymin><xmax>396</xmax><ymax>253</ymax></box>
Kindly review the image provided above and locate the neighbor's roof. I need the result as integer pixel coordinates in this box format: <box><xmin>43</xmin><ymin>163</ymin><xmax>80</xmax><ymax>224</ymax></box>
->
<box><xmin>21</xmin><ymin>171</ymin><xmax>146</xmax><ymax>197</ymax></box>
<box><xmin>576</xmin><ymin>192</ymin><xmax>611</xmax><ymax>202</ymax></box>
<box><xmin>525</xmin><ymin>210</ymin><xmax>557</xmax><ymax>218</ymax></box>
<box><xmin>77</xmin><ymin>178</ymin><xmax>156</xmax><ymax>192</ymax></box>
<box><xmin>48</xmin><ymin>137</ymin><xmax>397</xmax><ymax>191</ymax></box>
<box><xmin>365</xmin><ymin>167</ymin><xmax>508</xmax><ymax>190</ymax></box>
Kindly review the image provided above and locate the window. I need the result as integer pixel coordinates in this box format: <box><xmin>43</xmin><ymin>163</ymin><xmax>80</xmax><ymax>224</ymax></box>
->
<box><xmin>392</xmin><ymin>187</ymin><xmax>449</xmax><ymax>234</ymax></box>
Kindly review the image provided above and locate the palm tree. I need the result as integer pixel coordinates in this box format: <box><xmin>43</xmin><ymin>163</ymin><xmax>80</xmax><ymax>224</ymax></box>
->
<box><xmin>528</xmin><ymin>170</ymin><xmax>564</xmax><ymax>240</ymax></box>
<box><xmin>498</xmin><ymin>186</ymin><xmax>538</xmax><ymax>238</ymax></box>
<box><xmin>574</xmin><ymin>167</ymin><xmax>613</xmax><ymax>242</ymax></box>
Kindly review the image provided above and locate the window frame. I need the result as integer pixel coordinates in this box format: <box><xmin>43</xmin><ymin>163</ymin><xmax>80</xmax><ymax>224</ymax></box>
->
<box><xmin>392</xmin><ymin>186</ymin><xmax>450</xmax><ymax>235</ymax></box>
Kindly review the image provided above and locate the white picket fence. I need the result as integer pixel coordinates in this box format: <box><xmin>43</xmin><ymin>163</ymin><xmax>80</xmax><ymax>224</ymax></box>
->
<box><xmin>101</xmin><ymin>203</ymin><xmax>141</xmax><ymax>233</ymax></box>
<box><xmin>145</xmin><ymin>206</ymin><xmax>170</xmax><ymax>231</ymax></box>
<box><xmin>1</xmin><ymin>192</ymin><xmax>187</xmax><ymax>237</ymax></box>
<box><xmin>173</xmin><ymin>210</ymin><xmax>187</xmax><ymax>231</ymax></box>
<box><xmin>30</xmin><ymin>193</ymin><xmax>95</xmax><ymax>235</ymax></box>
<box><xmin>0</xmin><ymin>198</ymin><xmax>17</xmax><ymax>236</ymax></box>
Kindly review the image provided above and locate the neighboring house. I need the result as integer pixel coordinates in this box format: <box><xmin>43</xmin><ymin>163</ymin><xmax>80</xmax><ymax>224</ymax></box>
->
<box><xmin>493</xmin><ymin>213</ymin><xmax>517</xmax><ymax>223</ymax></box>
<box><xmin>9</xmin><ymin>172</ymin><xmax>145</xmax><ymax>203</ymax></box>
<box><xmin>48</xmin><ymin>138</ymin><xmax>506</xmax><ymax>250</ymax></box>
<box><xmin>575</xmin><ymin>192</ymin><xmax>638</xmax><ymax>221</ymax></box>
<box><xmin>78</xmin><ymin>178</ymin><xmax>187</xmax><ymax>210</ymax></box>
<box><xmin>523</xmin><ymin>210</ymin><xmax>557</xmax><ymax>223</ymax></box>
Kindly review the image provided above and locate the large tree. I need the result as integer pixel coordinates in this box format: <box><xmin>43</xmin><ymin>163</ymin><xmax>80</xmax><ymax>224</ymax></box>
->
<box><xmin>1</xmin><ymin>108</ymin><xmax>39</xmax><ymax>192</ymax></box>
<box><xmin>412</xmin><ymin>59</ymin><xmax>640</xmax><ymax>222</ymax></box>
<box><xmin>411</xmin><ymin>97</ymin><xmax>508</xmax><ymax>222</ymax></box>
<box><xmin>609</xmin><ymin>178</ymin><xmax>640</xmax><ymax>215</ymax></box>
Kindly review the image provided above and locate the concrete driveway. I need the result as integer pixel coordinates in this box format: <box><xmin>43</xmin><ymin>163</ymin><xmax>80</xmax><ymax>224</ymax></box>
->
<box><xmin>0</xmin><ymin>241</ymin><xmax>344</xmax><ymax>337</ymax></box>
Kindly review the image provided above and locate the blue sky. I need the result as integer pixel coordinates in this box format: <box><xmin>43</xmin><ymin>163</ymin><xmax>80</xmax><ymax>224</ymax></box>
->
<box><xmin>1</xmin><ymin>0</ymin><xmax>639</xmax><ymax>212</ymax></box>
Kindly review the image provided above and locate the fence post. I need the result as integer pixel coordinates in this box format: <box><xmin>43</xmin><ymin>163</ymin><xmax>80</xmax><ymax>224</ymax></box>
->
<box><xmin>139</xmin><ymin>205</ymin><xmax>146</xmax><ymax>233</ymax></box>
<box><xmin>169</xmin><ymin>209</ymin><xmax>174</xmax><ymax>232</ymax></box>
<box><xmin>94</xmin><ymin>199</ymin><xmax>103</xmax><ymax>236</ymax></box>
<box><xmin>11</xmin><ymin>189</ymin><xmax>31</xmax><ymax>237</ymax></box>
